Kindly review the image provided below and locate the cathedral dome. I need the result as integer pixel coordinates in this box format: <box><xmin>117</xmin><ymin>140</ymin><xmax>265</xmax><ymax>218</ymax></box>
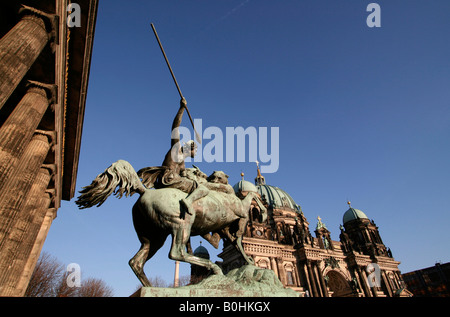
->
<box><xmin>343</xmin><ymin>207</ymin><xmax>368</xmax><ymax>224</ymax></box>
<box><xmin>193</xmin><ymin>244</ymin><xmax>210</xmax><ymax>259</ymax></box>
<box><xmin>232</xmin><ymin>167</ymin><xmax>301</xmax><ymax>212</ymax></box>
<box><xmin>257</xmin><ymin>184</ymin><xmax>301</xmax><ymax>212</ymax></box>
<box><xmin>233</xmin><ymin>179</ymin><xmax>258</xmax><ymax>194</ymax></box>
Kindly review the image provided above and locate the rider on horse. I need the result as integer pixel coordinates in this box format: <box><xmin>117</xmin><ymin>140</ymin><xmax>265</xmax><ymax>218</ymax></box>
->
<box><xmin>137</xmin><ymin>98</ymin><xmax>235</xmax><ymax>224</ymax></box>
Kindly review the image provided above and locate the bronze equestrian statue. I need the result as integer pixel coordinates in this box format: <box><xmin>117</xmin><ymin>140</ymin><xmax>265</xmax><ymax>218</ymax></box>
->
<box><xmin>76</xmin><ymin>25</ymin><xmax>266</xmax><ymax>287</ymax></box>
<box><xmin>76</xmin><ymin>160</ymin><xmax>265</xmax><ymax>287</ymax></box>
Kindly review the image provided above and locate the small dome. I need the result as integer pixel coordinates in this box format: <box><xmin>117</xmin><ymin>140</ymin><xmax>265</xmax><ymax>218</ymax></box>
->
<box><xmin>233</xmin><ymin>179</ymin><xmax>258</xmax><ymax>194</ymax></box>
<box><xmin>193</xmin><ymin>245</ymin><xmax>210</xmax><ymax>259</ymax></box>
<box><xmin>343</xmin><ymin>207</ymin><xmax>368</xmax><ymax>224</ymax></box>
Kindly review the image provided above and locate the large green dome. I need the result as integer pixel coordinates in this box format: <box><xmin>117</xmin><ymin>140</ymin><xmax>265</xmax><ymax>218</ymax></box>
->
<box><xmin>256</xmin><ymin>184</ymin><xmax>301</xmax><ymax>212</ymax></box>
<box><xmin>343</xmin><ymin>207</ymin><xmax>368</xmax><ymax>224</ymax></box>
<box><xmin>232</xmin><ymin>170</ymin><xmax>301</xmax><ymax>213</ymax></box>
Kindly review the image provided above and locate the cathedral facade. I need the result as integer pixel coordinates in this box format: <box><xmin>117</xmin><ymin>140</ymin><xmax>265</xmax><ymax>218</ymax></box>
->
<box><xmin>218</xmin><ymin>167</ymin><xmax>411</xmax><ymax>297</ymax></box>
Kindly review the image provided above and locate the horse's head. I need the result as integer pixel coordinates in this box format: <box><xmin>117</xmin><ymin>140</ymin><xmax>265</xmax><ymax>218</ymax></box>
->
<box><xmin>207</xmin><ymin>171</ymin><xmax>229</xmax><ymax>184</ymax></box>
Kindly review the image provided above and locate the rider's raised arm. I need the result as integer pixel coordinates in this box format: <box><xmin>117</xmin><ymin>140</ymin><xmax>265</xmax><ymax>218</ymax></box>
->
<box><xmin>171</xmin><ymin>98</ymin><xmax>187</xmax><ymax>148</ymax></box>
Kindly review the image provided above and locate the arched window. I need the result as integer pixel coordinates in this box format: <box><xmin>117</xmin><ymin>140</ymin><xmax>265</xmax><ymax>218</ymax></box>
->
<box><xmin>251</xmin><ymin>207</ymin><xmax>260</xmax><ymax>222</ymax></box>
<box><xmin>284</xmin><ymin>264</ymin><xmax>295</xmax><ymax>285</ymax></box>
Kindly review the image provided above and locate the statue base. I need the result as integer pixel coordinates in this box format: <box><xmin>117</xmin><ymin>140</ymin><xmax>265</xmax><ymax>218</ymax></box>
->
<box><xmin>131</xmin><ymin>265</ymin><xmax>298</xmax><ymax>297</ymax></box>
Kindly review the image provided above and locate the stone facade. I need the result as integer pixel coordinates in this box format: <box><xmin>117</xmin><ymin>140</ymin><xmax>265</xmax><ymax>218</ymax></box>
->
<box><xmin>0</xmin><ymin>1</ymin><xmax>98</xmax><ymax>296</ymax></box>
<box><xmin>218</xmin><ymin>168</ymin><xmax>412</xmax><ymax>297</ymax></box>
<box><xmin>402</xmin><ymin>262</ymin><xmax>450</xmax><ymax>297</ymax></box>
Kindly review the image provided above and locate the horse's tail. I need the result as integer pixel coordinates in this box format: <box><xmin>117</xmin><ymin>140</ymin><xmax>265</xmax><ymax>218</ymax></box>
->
<box><xmin>75</xmin><ymin>160</ymin><xmax>146</xmax><ymax>209</ymax></box>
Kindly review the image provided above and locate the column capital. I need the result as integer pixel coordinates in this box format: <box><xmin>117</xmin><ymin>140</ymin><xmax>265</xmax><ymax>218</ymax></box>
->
<box><xmin>18</xmin><ymin>4</ymin><xmax>59</xmax><ymax>47</ymax></box>
<box><xmin>41</xmin><ymin>164</ymin><xmax>57</xmax><ymax>177</ymax></box>
<box><xmin>27</xmin><ymin>81</ymin><xmax>58</xmax><ymax>107</ymax></box>
<box><xmin>45</xmin><ymin>188</ymin><xmax>56</xmax><ymax>200</ymax></box>
<box><xmin>34</xmin><ymin>130</ymin><xmax>56</xmax><ymax>147</ymax></box>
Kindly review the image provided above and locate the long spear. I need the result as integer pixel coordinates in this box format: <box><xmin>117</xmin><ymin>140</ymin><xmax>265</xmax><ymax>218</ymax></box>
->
<box><xmin>151</xmin><ymin>23</ymin><xmax>201</xmax><ymax>144</ymax></box>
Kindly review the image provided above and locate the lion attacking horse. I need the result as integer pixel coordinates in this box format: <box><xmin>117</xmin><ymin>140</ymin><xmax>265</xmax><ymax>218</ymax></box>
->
<box><xmin>76</xmin><ymin>160</ymin><xmax>266</xmax><ymax>287</ymax></box>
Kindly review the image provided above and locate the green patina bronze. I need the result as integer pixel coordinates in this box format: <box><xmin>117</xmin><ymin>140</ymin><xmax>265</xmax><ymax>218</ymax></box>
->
<box><xmin>76</xmin><ymin>34</ymin><xmax>286</xmax><ymax>294</ymax></box>
<box><xmin>76</xmin><ymin>160</ymin><xmax>267</xmax><ymax>288</ymax></box>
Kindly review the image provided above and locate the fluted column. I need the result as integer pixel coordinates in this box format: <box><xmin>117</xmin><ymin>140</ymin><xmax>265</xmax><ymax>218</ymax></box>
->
<box><xmin>18</xmin><ymin>207</ymin><xmax>57</xmax><ymax>297</ymax></box>
<box><xmin>0</xmin><ymin>6</ymin><xmax>56</xmax><ymax>109</ymax></box>
<box><xmin>0</xmin><ymin>131</ymin><xmax>54</xmax><ymax>285</ymax></box>
<box><xmin>0</xmin><ymin>131</ymin><xmax>54</xmax><ymax>296</ymax></box>
<box><xmin>0</xmin><ymin>84</ymin><xmax>53</xmax><ymax>192</ymax></box>
<box><xmin>0</xmin><ymin>165</ymin><xmax>55</xmax><ymax>296</ymax></box>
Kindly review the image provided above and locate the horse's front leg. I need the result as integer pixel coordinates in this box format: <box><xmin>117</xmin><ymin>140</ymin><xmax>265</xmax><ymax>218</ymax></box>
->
<box><xmin>169</xmin><ymin>224</ymin><xmax>223</xmax><ymax>275</ymax></box>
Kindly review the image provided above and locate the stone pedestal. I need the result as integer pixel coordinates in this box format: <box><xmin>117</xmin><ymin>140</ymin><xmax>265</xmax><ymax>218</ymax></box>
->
<box><xmin>131</xmin><ymin>265</ymin><xmax>299</xmax><ymax>297</ymax></box>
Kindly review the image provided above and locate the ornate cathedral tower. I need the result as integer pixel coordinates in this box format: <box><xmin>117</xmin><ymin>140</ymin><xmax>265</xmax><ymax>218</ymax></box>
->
<box><xmin>341</xmin><ymin>201</ymin><xmax>390</xmax><ymax>257</ymax></box>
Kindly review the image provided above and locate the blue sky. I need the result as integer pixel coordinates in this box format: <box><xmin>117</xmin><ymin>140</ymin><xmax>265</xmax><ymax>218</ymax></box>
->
<box><xmin>43</xmin><ymin>0</ymin><xmax>450</xmax><ymax>296</ymax></box>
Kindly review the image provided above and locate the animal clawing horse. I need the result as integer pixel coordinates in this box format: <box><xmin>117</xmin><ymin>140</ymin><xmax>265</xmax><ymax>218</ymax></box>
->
<box><xmin>75</xmin><ymin>160</ymin><xmax>266</xmax><ymax>287</ymax></box>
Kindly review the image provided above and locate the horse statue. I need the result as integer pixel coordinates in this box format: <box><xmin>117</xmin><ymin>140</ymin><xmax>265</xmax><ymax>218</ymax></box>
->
<box><xmin>75</xmin><ymin>160</ymin><xmax>266</xmax><ymax>287</ymax></box>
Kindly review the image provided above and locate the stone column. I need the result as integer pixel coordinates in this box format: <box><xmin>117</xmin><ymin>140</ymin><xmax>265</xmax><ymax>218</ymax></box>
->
<box><xmin>301</xmin><ymin>262</ymin><xmax>313</xmax><ymax>296</ymax></box>
<box><xmin>381</xmin><ymin>270</ymin><xmax>392</xmax><ymax>297</ymax></box>
<box><xmin>173</xmin><ymin>261</ymin><xmax>180</xmax><ymax>288</ymax></box>
<box><xmin>306</xmin><ymin>261</ymin><xmax>319</xmax><ymax>297</ymax></box>
<box><xmin>270</xmin><ymin>257</ymin><xmax>279</xmax><ymax>277</ymax></box>
<box><xmin>316</xmin><ymin>262</ymin><xmax>329</xmax><ymax>297</ymax></box>
<box><xmin>17</xmin><ymin>206</ymin><xmax>57</xmax><ymax>297</ymax></box>
<box><xmin>0</xmin><ymin>6</ymin><xmax>56</xmax><ymax>109</ymax></box>
<box><xmin>0</xmin><ymin>130</ymin><xmax>54</xmax><ymax>295</ymax></box>
<box><xmin>352</xmin><ymin>267</ymin><xmax>364</xmax><ymax>295</ymax></box>
<box><xmin>363</xmin><ymin>266</ymin><xmax>379</xmax><ymax>297</ymax></box>
<box><xmin>292</xmin><ymin>262</ymin><xmax>300</xmax><ymax>287</ymax></box>
<box><xmin>0</xmin><ymin>83</ymin><xmax>54</xmax><ymax>192</ymax></box>
<box><xmin>313</xmin><ymin>262</ymin><xmax>324</xmax><ymax>297</ymax></box>
<box><xmin>275</xmin><ymin>257</ymin><xmax>286</xmax><ymax>285</ymax></box>
<box><xmin>0</xmin><ymin>165</ymin><xmax>54</xmax><ymax>296</ymax></box>
<box><xmin>357</xmin><ymin>266</ymin><xmax>372</xmax><ymax>297</ymax></box>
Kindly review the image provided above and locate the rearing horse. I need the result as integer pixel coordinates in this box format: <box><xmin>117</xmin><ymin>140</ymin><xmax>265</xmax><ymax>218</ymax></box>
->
<box><xmin>76</xmin><ymin>160</ymin><xmax>266</xmax><ymax>287</ymax></box>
